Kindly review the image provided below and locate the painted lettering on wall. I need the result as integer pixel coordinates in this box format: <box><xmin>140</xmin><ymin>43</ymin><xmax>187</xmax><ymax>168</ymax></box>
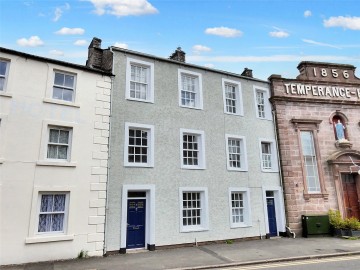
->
<box><xmin>284</xmin><ymin>83</ymin><xmax>360</xmax><ymax>99</ymax></box>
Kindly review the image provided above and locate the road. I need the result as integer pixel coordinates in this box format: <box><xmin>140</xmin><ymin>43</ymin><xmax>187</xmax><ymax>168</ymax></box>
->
<box><xmin>216</xmin><ymin>255</ymin><xmax>360</xmax><ymax>270</ymax></box>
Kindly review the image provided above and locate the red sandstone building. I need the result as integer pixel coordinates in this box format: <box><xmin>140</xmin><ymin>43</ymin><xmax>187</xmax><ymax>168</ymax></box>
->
<box><xmin>269</xmin><ymin>61</ymin><xmax>360</xmax><ymax>234</ymax></box>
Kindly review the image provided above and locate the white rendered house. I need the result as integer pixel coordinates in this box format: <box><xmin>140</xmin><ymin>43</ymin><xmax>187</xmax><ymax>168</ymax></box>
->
<box><xmin>0</xmin><ymin>47</ymin><xmax>112</xmax><ymax>265</ymax></box>
<box><xmin>87</xmin><ymin>39</ymin><xmax>287</xmax><ymax>254</ymax></box>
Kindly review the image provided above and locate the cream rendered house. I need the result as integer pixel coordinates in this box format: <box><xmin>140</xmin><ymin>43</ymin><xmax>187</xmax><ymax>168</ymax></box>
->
<box><xmin>0</xmin><ymin>47</ymin><xmax>112</xmax><ymax>265</ymax></box>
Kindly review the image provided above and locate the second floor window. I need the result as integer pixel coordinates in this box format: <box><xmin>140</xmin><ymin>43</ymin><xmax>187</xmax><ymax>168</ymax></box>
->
<box><xmin>53</xmin><ymin>71</ymin><xmax>75</xmax><ymax>102</ymax></box>
<box><xmin>223</xmin><ymin>79</ymin><xmax>243</xmax><ymax>115</ymax></box>
<box><xmin>261</xmin><ymin>142</ymin><xmax>272</xmax><ymax>169</ymax></box>
<box><xmin>178</xmin><ymin>69</ymin><xmax>203</xmax><ymax>109</ymax></box>
<box><xmin>256</xmin><ymin>91</ymin><xmax>265</xmax><ymax>118</ymax></box>
<box><xmin>0</xmin><ymin>60</ymin><xmax>9</xmax><ymax>91</ymax></box>
<box><xmin>180</xmin><ymin>129</ymin><xmax>205</xmax><ymax>169</ymax></box>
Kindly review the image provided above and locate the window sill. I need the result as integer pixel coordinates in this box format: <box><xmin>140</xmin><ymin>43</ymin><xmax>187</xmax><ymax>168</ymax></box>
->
<box><xmin>227</xmin><ymin>167</ymin><xmax>248</xmax><ymax>172</ymax></box>
<box><xmin>261</xmin><ymin>169</ymin><xmax>279</xmax><ymax>173</ymax></box>
<box><xmin>303</xmin><ymin>192</ymin><xmax>329</xmax><ymax>200</ymax></box>
<box><xmin>181</xmin><ymin>166</ymin><xmax>206</xmax><ymax>170</ymax></box>
<box><xmin>0</xmin><ymin>158</ymin><xmax>4</xmax><ymax>164</ymax></box>
<box><xmin>124</xmin><ymin>163</ymin><xmax>154</xmax><ymax>168</ymax></box>
<box><xmin>36</xmin><ymin>160</ymin><xmax>77</xmax><ymax>167</ymax></box>
<box><xmin>180</xmin><ymin>227</ymin><xmax>208</xmax><ymax>233</ymax></box>
<box><xmin>224</xmin><ymin>112</ymin><xmax>244</xmax><ymax>117</ymax></box>
<box><xmin>25</xmin><ymin>234</ymin><xmax>74</xmax><ymax>244</ymax></box>
<box><xmin>126</xmin><ymin>97</ymin><xmax>154</xmax><ymax>104</ymax></box>
<box><xmin>179</xmin><ymin>105</ymin><xmax>203</xmax><ymax>110</ymax></box>
<box><xmin>231</xmin><ymin>224</ymin><xmax>252</xmax><ymax>229</ymax></box>
<box><xmin>43</xmin><ymin>98</ymin><xmax>80</xmax><ymax>108</ymax></box>
<box><xmin>0</xmin><ymin>92</ymin><xmax>12</xmax><ymax>98</ymax></box>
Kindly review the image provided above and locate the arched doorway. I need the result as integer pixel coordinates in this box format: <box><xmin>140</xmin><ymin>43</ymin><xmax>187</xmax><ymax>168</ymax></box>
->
<box><xmin>328</xmin><ymin>150</ymin><xmax>360</xmax><ymax>219</ymax></box>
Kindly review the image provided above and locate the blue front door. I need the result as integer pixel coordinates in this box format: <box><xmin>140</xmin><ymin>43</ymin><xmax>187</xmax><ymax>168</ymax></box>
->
<box><xmin>267</xmin><ymin>198</ymin><xmax>278</xmax><ymax>236</ymax></box>
<box><xmin>126</xmin><ymin>199</ymin><xmax>146</xmax><ymax>249</ymax></box>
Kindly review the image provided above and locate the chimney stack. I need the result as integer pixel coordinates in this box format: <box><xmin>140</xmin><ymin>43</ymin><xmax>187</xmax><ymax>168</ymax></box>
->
<box><xmin>86</xmin><ymin>37</ymin><xmax>113</xmax><ymax>72</ymax></box>
<box><xmin>169</xmin><ymin>47</ymin><xmax>186</xmax><ymax>63</ymax></box>
<box><xmin>241</xmin><ymin>68</ymin><xmax>253</xmax><ymax>78</ymax></box>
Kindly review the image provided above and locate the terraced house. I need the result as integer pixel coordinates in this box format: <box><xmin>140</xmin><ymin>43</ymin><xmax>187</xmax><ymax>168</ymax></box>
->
<box><xmin>86</xmin><ymin>38</ymin><xmax>286</xmax><ymax>254</ymax></box>
<box><xmin>0</xmin><ymin>47</ymin><xmax>112</xmax><ymax>265</ymax></box>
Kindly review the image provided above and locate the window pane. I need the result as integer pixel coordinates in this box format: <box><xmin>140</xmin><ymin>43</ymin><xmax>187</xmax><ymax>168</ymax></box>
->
<box><xmin>54</xmin><ymin>73</ymin><xmax>64</xmax><ymax>86</ymax></box>
<box><xmin>59</xmin><ymin>130</ymin><xmax>69</xmax><ymax>144</ymax></box>
<box><xmin>62</xmin><ymin>89</ymin><xmax>73</xmax><ymax>101</ymax></box>
<box><xmin>49</xmin><ymin>129</ymin><xmax>59</xmax><ymax>143</ymax></box>
<box><xmin>64</xmin><ymin>74</ymin><xmax>74</xmax><ymax>88</ymax></box>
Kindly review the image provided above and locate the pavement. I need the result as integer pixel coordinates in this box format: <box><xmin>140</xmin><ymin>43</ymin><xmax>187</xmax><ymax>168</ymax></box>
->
<box><xmin>2</xmin><ymin>236</ymin><xmax>360</xmax><ymax>270</ymax></box>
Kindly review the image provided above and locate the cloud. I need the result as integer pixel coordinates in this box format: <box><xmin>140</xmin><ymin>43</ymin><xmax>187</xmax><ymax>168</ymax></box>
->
<box><xmin>304</xmin><ymin>10</ymin><xmax>312</xmax><ymax>18</ymax></box>
<box><xmin>49</xmin><ymin>50</ymin><xmax>65</xmax><ymax>56</ymax></box>
<box><xmin>17</xmin><ymin>36</ymin><xmax>44</xmax><ymax>47</ymax></box>
<box><xmin>53</xmin><ymin>3</ymin><xmax>70</xmax><ymax>22</ymax></box>
<box><xmin>55</xmin><ymin>27</ymin><xmax>85</xmax><ymax>35</ymax></box>
<box><xmin>84</xmin><ymin>0</ymin><xmax>158</xmax><ymax>17</ymax></box>
<box><xmin>187</xmin><ymin>54</ymin><xmax>359</xmax><ymax>63</ymax></box>
<box><xmin>205</xmin><ymin>27</ymin><xmax>242</xmax><ymax>38</ymax></box>
<box><xmin>269</xmin><ymin>30</ymin><xmax>289</xmax><ymax>38</ymax></box>
<box><xmin>192</xmin><ymin>45</ymin><xmax>211</xmax><ymax>54</ymax></box>
<box><xmin>113</xmin><ymin>42</ymin><xmax>129</xmax><ymax>49</ymax></box>
<box><xmin>324</xmin><ymin>16</ymin><xmax>360</xmax><ymax>30</ymax></box>
<box><xmin>74</xmin><ymin>39</ymin><xmax>88</xmax><ymax>46</ymax></box>
<box><xmin>302</xmin><ymin>39</ymin><xmax>341</xmax><ymax>49</ymax></box>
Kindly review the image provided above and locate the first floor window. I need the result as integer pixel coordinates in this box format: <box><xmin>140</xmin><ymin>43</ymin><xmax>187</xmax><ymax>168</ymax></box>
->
<box><xmin>38</xmin><ymin>193</ymin><xmax>68</xmax><ymax>233</ymax></box>
<box><xmin>256</xmin><ymin>91</ymin><xmax>265</xmax><ymax>118</ymax></box>
<box><xmin>226</xmin><ymin>135</ymin><xmax>247</xmax><ymax>171</ymax></box>
<box><xmin>254</xmin><ymin>87</ymin><xmax>271</xmax><ymax>120</ymax></box>
<box><xmin>261</xmin><ymin>142</ymin><xmax>272</xmax><ymax>169</ymax></box>
<box><xmin>223</xmin><ymin>79</ymin><xmax>243</xmax><ymax>115</ymax></box>
<box><xmin>53</xmin><ymin>71</ymin><xmax>76</xmax><ymax>102</ymax></box>
<box><xmin>180</xmin><ymin>188</ymin><xmax>208</xmax><ymax>232</ymax></box>
<box><xmin>300</xmin><ymin>131</ymin><xmax>321</xmax><ymax>193</ymax></box>
<box><xmin>181</xmin><ymin>129</ymin><xmax>205</xmax><ymax>169</ymax></box>
<box><xmin>47</xmin><ymin>127</ymin><xmax>72</xmax><ymax>160</ymax></box>
<box><xmin>124</xmin><ymin>123</ymin><xmax>154</xmax><ymax>167</ymax></box>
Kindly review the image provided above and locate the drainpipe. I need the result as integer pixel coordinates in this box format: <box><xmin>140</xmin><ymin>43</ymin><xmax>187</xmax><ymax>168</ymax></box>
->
<box><xmin>103</xmin><ymin>46</ymin><xmax>115</xmax><ymax>256</ymax></box>
<box><xmin>272</xmin><ymin>109</ymin><xmax>288</xmax><ymax>233</ymax></box>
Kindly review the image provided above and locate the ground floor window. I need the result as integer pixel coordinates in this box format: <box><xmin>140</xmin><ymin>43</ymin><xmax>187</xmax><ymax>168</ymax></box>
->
<box><xmin>229</xmin><ymin>188</ymin><xmax>251</xmax><ymax>228</ymax></box>
<box><xmin>179</xmin><ymin>187</ymin><xmax>208</xmax><ymax>232</ymax></box>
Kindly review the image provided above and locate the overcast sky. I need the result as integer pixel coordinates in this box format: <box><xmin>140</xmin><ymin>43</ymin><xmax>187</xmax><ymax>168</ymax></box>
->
<box><xmin>1</xmin><ymin>0</ymin><xmax>360</xmax><ymax>80</ymax></box>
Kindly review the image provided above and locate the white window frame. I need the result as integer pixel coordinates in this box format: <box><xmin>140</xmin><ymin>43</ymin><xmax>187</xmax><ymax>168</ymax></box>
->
<box><xmin>178</xmin><ymin>69</ymin><xmax>203</xmax><ymax>110</ymax></box>
<box><xmin>36</xmin><ymin>192</ymin><xmax>70</xmax><ymax>235</ymax></box>
<box><xmin>52</xmin><ymin>70</ymin><xmax>77</xmax><ymax>103</ymax></box>
<box><xmin>300</xmin><ymin>131</ymin><xmax>321</xmax><ymax>193</ymax></box>
<box><xmin>229</xmin><ymin>188</ymin><xmax>252</xmax><ymax>228</ymax></box>
<box><xmin>126</xmin><ymin>58</ymin><xmax>154</xmax><ymax>103</ymax></box>
<box><xmin>26</xmin><ymin>187</ymin><xmax>74</xmax><ymax>244</ymax></box>
<box><xmin>46</xmin><ymin>126</ymin><xmax>72</xmax><ymax>161</ymax></box>
<box><xmin>180</xmin><ymin>128</ymin><xmax>206</xmax><ymax>170</ymax></box>
<box><xmin>0</xmin><ymin>59</ymin><xmax>10</xmax><ymax>93</ymax></box>
<box><xmin>124</xmin><ymin>122</ymin><xmax>155</xmax><ymax>167</ymax></box>
<box><xmin>179</xmin><ymin>187</ymin><xmax>209</xmax><ymax>232</ymax></box>
<box><xmin>253</xmin><ymin>86</ymin><xmax>272</xmax><ymax>120</ymax></box>
<box><xmin>259</xmin><ymin>138</ymin><xmax>279</xmax><ymax>172</ymax></box>
<box><xmin>37</xmin><ymin>120</ymin><xmax>77</xmax><ymax>167</ymax></box>
<box><xmin>225</xmin><ymin>134</ymin><xmax>248</xmax><ymax>171</ymax></box>
<box><xmin>222</xmin><ymin>79</ymin><xmax>243</xmax><ymax>116</ymax></box>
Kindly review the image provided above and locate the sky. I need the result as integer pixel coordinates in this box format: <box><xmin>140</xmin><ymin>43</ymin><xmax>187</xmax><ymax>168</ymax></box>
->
<box><xmin>1</xmin><ymin>0</ymin><xmax>360</xmax><ymax>81</ymax></box>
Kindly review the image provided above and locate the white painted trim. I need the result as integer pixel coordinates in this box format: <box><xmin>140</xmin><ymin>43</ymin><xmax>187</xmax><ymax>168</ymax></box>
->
<box><xmin>179</xmin><ymin>187</ymin><xmax>209</xmax><ymax>232</ymax></box>
<box><xmin>253</xmin><ymin>86</ymin><xmax>272</xmax><ymax>121</ymax></box>
<box><xmin>180</xmin><ymin>128</ymin><xmax>206</xmax><ymax>170</ymax></box>
<box><xmin>27</xmin><ymin>186</ymin><xmax>75</xmax><ymax>243</ymax></box>
<box><xmin>123</xmin><ymin>122</ymin><xmax>155</xmax><ymax>167</ymax></box>
<box><xmin>258</xmin><ymin>138</ymin><xmax>279</xmax><ymax>172</ymax></box>
<box><xmin>125</xmin><ymin>57</ymin><xmax>154</xmax><ymax>103</ymax></box>
<box><xmin>222</xmin><ymin>78</ymin><xmax>243</xmax><ymax>116</ymax></box>
<box><xmin>178</xmin><ymin>69</ymin><xmax>203</xmax><ymax>110</ymax></box>
<box><xmin>43</xmin><ymin>98</ymin><xmax>80</xmax><ymax>108</ymax></box>
<box><xmin>228</xmin><ymin>187</ymin><xmax>252</xmax><ymax>228</ymax></box>
<box><xmin>38</xmin><ymin>119</ymin><xmax>77</xmax><ymax>164</ymax></box>
<box><xmin>262</xmin><ymin>186</ymin><xmax>286</xmax><ymax>236</ymax></box>
<box><xmin>120</xmin><ymin>185</ymin><xmax>156</xmax><ymax>250</ymax></box>
<box><xmin>225</xmin><ymin>134</ymin><xmax>248</xmax><ymax>171</ymax></box>
<box><xmin>0</xmin><ymin>58</ymin><xmax>11</xmax><ymax>93</ymax></box>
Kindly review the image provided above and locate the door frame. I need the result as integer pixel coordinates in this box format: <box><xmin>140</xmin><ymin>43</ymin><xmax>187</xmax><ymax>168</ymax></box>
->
<box><xmin>262</xmin><ymin>186</ymin><xmax>286</xmax><ymax>236</ymax></box>
<box><xmin>120</xmin><ymin>185</ymin><xmax>155</xmax><ymax>253</ymax></box>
